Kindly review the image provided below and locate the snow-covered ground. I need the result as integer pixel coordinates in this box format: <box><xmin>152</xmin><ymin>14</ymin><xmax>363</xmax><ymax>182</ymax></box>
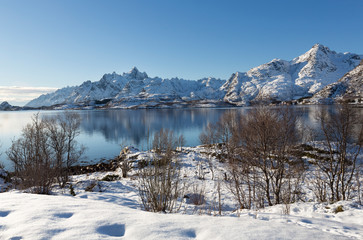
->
<box><xmin>1</xmin><ymin>192</ymin><xmax>361</xmax><ymax>239</ymax></box>
<box><xmin>1</xmin><ymin>146</ymin><xmax>362</xmax><ymax>239</ymax></box>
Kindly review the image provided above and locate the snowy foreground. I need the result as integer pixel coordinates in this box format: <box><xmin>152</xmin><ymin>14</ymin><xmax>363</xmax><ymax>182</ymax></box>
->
<box><xmin>1</xmin><ymin>146</ymin><xmax>363</xmax><ymax>239</ymax></box>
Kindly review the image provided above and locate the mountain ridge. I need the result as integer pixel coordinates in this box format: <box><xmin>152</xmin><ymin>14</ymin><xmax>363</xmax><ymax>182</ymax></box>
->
<box><xmin>310</xmin><ymin>59</ymin><xmax>363</xmax><ymax>103</ymax></box>
<box><xmin>25</xmin><ymin>44</ymin><xmax>363</xmax><ymax>109</ymax></box>
<box><xmin>221</xmin><ymin>43</ymin><xmax>362</xmax><ymax>105</ymax></box>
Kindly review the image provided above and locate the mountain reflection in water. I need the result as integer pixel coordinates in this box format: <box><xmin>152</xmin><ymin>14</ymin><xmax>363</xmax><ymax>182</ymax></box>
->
<box><xmin>1</xmin><ymin>105</ymin><xmax>360</xmax><ymax>170</ymax></box>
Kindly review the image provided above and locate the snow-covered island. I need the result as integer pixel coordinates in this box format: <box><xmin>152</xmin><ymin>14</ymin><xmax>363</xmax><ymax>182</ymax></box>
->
<box><xmin>23</xmin><ymin>44</ymin><xmax>363</xmax><ymax>110</ymax></box>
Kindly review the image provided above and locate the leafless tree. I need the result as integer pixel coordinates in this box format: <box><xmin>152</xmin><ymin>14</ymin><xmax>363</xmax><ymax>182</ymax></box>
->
<box><xmin>310</xmin><ymin>170</ymin><xmax>328</xmax><ymax>202</ymax></box>
<box><xmin>7</xmin><ymin>112</ymin><xmax>84</xmax><ymax>193</ymax></box>
<box><xmin>216</xmin><ymin>112</ymin><xmax>239</xmax><ymax>161</ymax></box>
<box><xmin>199</xmin><ymin>122</ymin><xmax>218</xmax><ymax>148</ymax></box>
<box><xmin>314</xmin><ymin>104</ymin><xmax>363</xmax><ymax>201</ymax></box>
<box><xmin>216</xmin><ymin>178</ymin><xmax>223</xmax><ymax>215</ymax></box>
<box><xmin>200</xmin><ymin>112</ymin><xmax>239</xmax><ymax>180</ymax></box>
<box><xmin>45</xmin><ymin>112</ymin><xmax>84</xmax><ymax>187</ymax></box>
<box><xmin>224</xmin><ymin>106</ymin><xmax>305</xmax><ymax>208</ymax></box>
<box><xmin>239</xmin><ymin>107</ymin><xmax>304</xmax><ymax>206</ymax></box>
<box><xmin>200</xmin><ymin>122</ymin><xmax>219</xmax><ymax>180</ymax></box>
<box><xmin>228</xmin><ymin>157</ymin><xmax>257</xmax><ymax>209</ymax></box>
<box><xmin>7</xmin><ymin>114</ymin><xmax>55</xmax><ymax>194</ymax></box>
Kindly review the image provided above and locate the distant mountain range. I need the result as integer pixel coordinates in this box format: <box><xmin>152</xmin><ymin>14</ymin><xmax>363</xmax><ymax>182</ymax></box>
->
<box><xmin>16</xmin><ymin>44</ymin><xmax>363</xmax><ymax>109</ymax></box>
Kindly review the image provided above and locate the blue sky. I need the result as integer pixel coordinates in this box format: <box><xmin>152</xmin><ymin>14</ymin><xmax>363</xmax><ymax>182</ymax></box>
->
<box><xmin>1</xmin><ymin>0</ymin><xmax>363</xmax><ymax>105</ymax></box>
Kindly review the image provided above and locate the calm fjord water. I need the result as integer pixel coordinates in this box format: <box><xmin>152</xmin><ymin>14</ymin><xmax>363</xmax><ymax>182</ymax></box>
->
<box><xmin>0</xmin><ymin>106</ymin><xmax>325</xmax><ymax>170</ymax></box>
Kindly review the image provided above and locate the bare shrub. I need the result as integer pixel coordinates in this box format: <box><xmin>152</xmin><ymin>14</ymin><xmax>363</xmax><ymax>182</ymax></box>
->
<box><xmin>195</xmin><ymin>161</ymin><xmax>207</xmax><ymax>180</ymax></box>
<box><xmin>310</xmin><ymin>170</ymin><xmax>328</xmax><ymax>202</ymax></box>
<box><xmin>85</xmin><ymin>181</ymin><xmax>101</xmax><ymax>192</ymax></box>
<box><xmin>152</xmin><ymin>128</ymin><xmax>179</xmax><ymax>166</ymax></box>
<box><xmin>186</xmin><ymin>183</ymin><xmax>206</xmax><ymax>206</ymax></box>
<box><xmin>152</xmin><ymin>128</ymin><xmax>176</xmax><ymax>154</ymax></box>
<box><xmin>118</xmin><ymin>146</ymin><xmax>134</xmax><ymax>178</ymax></box>
<box><xmin>120</xmin><ymin>159</ymin><xmax>132</xmax><ymax>178</ymax></box>
<box><xmin>101</xmin><ymin>174</ymin><xmax>120</xmax><ymax>181</ymax></box>
<box><xmin>200</xmin><ymin>123</ymin><xmax>219</xmax><ymax>180</ymax></box>
<box><xmin>69</xmin><ymin>184</ymin><xmax>76</xmax><ymax>196</ymax></box>
<box><xmin>215</xmin><ymin>178</ymin><xmax>223</xmax><ymax>215</ymax></box>
<box><xmin>138</xmin><ymin>159</ymin><xmax>182</xmax><ymax>212</ymax></box>
<box><xmin>138</xmin><ymin>129</ymin><xmax>184</xmax><ymax>212</ymax></box>
<box><xmin>334</xmin><ymin>205</ymin><xmax>344</xmax><ymax>213</ymax></box>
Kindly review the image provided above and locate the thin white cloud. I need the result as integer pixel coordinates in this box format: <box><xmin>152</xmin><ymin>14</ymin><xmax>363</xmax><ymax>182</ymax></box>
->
<box><xmin>0</xmin><ymin>86</ymin><xmax>58</xmax><ymax>106</ymax></box>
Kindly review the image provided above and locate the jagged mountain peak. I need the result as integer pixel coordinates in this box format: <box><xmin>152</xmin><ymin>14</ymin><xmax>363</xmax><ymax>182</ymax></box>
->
<box><xmin>25</xmin><ymin>45</ymin><xmax>362</xmax><ymax>108</ymax></box>
<box><xmin>293</xmin><ymin>43</ymin><xmax>335</xmax><ymax>64</ymax></box>
<box><xmin>129</xmin><ymin>66</ymin><xmax>140</xmax><ymax>74</ymax></box>
<box><xmin>123</xmin><ymin>66</ymin><xmax>148</xmax><ymax>80</ymax></box>
<box><xmin>309</xmin><ymin>43</ymin><xmax>336</xmax><ymax>56</ymax></box>
<box><xmin>312</xmin><ymin>43</ymin><xmax>331</xmax><ymax>51</ymax></box>
<box><xmin>249</xmin><ymin>58</ymin><xmax>289</xmax><ymax>74</ymax></box>
<box><xmin>221</xmin><ymin>44</ymin><xmax>362</xmax><ymax>105</ymax></box>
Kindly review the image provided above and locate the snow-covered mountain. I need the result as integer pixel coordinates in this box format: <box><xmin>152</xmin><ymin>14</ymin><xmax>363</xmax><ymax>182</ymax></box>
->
<box><xmin>0</xmin><ymin>101</ymin><xmax>12</xmax><ymax>110</ymax></box>
<box><xmin>26</xmin><ymin>67</ymin><xmax>226</xmax><ymax>108</ymax></box>
<box><xmin>310</xmin><ymin>59</ymin><xmax>363</xmax><ymax>103</ymax></box>
<box><xmin>0</xmin><ymin>101</ymin><xmax>20</xmax><ymax>111</ymax></box>
<box><xmin>222</xmin><ymin>44</ymin><xmax>362</xmax><ymax>105</ymax></box>
<box><xmin>26</xmin><ymin>44</ymin><xmax>362</xmax><ymax>108</ymax></box>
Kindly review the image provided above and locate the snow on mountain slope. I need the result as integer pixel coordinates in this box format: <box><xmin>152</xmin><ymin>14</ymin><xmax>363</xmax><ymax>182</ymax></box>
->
<box><xmin>293</xmin><ymin>44</ymin><xmax>362</xmax><ymax>93</ymax></box>
<box><xmin>25</xmin><ymin>45</ymin><xmax>362</xmax><ymax>108</ymax></box>
<box><xmin>222</xmin><ymin>59</ymin><xmax>296</xmax><ymax>105</ymax></box>
<box><xmin>0</xmin><ymin>101</ymin><xmax>21</xmax><ymax>111</ymax></box>
<box><xmin>310</xmin><ymin>59</ymin><xmax>363</xmax><ymax>103</ymax></box>
<box><xmin>26</xmin><ymin>71</ymin><xmax>131</xmax><ymax>108</ymax></box>
<box><xmin>0</xmin><ymin>101</ymin><xmax>13</xmax><ymax>110</ymax></box>
<box><xmin>26</xmin><ymin>67</ymin><xmax>225</xmax><ymax>108</ymax></box>
<box><xmin>113</xmin><ymin>77</ymin><xmax>225</xmax><ymax>102</ymax></box>
<box><xmin>222</xmin><ymin>44</ymin><xmax>362</xmax><ymax>105</ymax></box>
